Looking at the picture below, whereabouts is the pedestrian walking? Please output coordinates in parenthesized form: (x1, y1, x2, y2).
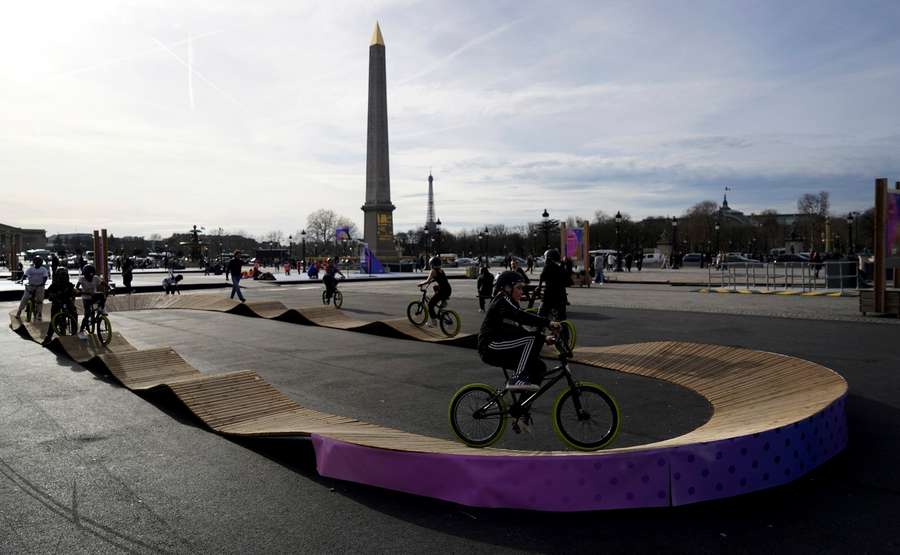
(227, 251, 246, 302)
(593, 254, 604, 285)
(122, 256, 134, 293)
(476, 266, 494, 312)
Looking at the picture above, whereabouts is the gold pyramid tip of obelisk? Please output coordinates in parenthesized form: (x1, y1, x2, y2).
(370, 22, 384, 46)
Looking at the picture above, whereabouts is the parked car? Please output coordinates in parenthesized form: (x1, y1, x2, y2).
(774, 253, 809, 263)
(681, 253, 704, 266)
(725, 254, 760, 263)
(456, 257, 476, 267)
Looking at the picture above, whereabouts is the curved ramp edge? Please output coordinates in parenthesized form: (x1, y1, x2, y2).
(9, 303, 849, 511)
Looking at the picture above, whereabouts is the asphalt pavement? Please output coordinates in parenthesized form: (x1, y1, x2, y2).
(1, 282, 898, 553)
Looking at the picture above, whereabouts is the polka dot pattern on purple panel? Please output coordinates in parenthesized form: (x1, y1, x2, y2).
(669, 396, 847, 506)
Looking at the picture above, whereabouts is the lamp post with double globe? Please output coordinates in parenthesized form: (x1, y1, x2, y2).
(847, 212, 855, 255)
(671, 217, 679, 269)
(300, 229, 306, 269)
(614, 211, 623, 272)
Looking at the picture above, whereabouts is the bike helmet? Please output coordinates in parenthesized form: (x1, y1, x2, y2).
(543, 248, 561, 264)
(495, 270, 526, 293)
(429, 255, 442, 268)
(82, 264, 96, 277)
(33, 256, 43, 266)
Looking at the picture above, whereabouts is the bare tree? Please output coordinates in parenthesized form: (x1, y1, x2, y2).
(261, 230, 285, 245)
(797, 191, 830, 249)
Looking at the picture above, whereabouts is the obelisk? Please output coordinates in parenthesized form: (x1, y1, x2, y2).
(362, 22, 396, 261)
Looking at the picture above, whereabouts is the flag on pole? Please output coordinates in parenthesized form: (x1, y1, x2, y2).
(335, 226, 351, 241)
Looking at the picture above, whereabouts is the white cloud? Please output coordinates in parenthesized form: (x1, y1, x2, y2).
(0, 0, 897, 238)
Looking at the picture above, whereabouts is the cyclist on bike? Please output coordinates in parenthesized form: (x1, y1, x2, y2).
(162, 274, 183, 295)
(15, 256, 49, 321)
(418, 255, 452, 327)
(76, 264, 107, 338)
(43, 268, 77, 344)
(322, 257, 345, 304)
(478, 270, 560, 392)
(535, 248, 567, 320)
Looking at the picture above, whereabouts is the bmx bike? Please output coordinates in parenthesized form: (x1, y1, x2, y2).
(448, 327, 619, 451)
(78, 293, 113, 345)
(50, 295, 79, 337)
(322, 276, 344, 308)
(406, 286, 461, 337)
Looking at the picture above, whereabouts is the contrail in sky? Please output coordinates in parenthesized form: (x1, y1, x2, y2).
(151, 36, 241, 107)
(53, 28, 226, 79)
(188, 33, 195, 110)
(397, 17, 528, 85)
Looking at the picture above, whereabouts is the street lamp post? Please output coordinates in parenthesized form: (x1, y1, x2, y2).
(846, 212, 855, 255)
(614, 211, 623, 272)
(671, 217, 679, 269)
(714, 220, 720, 255)
(435, 218, 442, 255)
(300, 229, 306, 269)
(542, 209, 550, 249)
(288, 235, 293, 261)
(424, 228, 430, 256)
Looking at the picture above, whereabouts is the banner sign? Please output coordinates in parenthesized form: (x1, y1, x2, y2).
(887, 191, 900, 268)
(566, 228, 583, 259)
(359, 243, 385, 274)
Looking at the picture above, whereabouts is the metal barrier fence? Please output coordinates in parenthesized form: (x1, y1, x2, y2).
(707, 261, 858, 293)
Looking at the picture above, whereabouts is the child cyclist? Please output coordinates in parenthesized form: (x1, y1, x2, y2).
(15, 256, 49, 321)
(322, 257, 345, 304)
(478, 270, 561, 393)
(43, 268, 77, 344)
(75, 265, 107, 338)
(418, 255, 452, 327)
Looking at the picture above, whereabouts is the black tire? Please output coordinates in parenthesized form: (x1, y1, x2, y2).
(321, 290, 330, 305)
(558, 320, 577, 353)
(332, 290, 343, 309)
(95, 315, 113, 346)
(552, 383, 620, 451)
(52, 312, 77, 336)
(438, 309, 461, 337)
(448, 384, 508, 448)
(406, 301, 427, 326)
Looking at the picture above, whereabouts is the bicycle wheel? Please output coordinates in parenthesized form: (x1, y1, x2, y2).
(321, 290, 329, 305)
(95, 315, 113, 345)
(558, 320, 577, 353)
(552, 382, 620, 451)
(448, 384, 508, 448)
(332, 290, 343, 309)
(438, 309, 461, 337)
(52, 312, 76, 336)
(406, 301, 427, 326)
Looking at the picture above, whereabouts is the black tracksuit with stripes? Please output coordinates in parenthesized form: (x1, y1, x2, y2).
(477, 295, 551, 384)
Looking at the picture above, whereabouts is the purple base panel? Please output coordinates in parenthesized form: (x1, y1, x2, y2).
(313, 396, 847, 511)
(669, 395, 848, 506)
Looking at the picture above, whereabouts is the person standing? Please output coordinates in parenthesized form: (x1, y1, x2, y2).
(593, 253, 604, 285)
(50, 253, 60, 276)
(476, 265, 494, 312)
(227, 251, 246, 302)
(122, 256, 134, 294)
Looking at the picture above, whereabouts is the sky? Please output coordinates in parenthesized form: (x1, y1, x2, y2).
(2, 0, 899, 238)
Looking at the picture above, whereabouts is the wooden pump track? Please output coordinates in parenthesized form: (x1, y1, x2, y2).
(8, 296, 847, 511)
